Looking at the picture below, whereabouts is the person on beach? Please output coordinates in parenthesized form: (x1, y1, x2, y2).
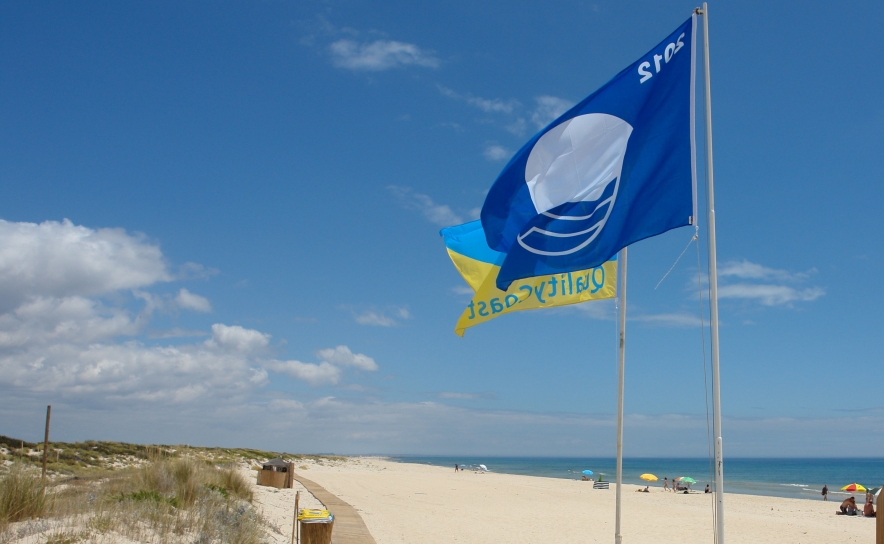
(821, 484, 828, 500)
(837, 497, 858, 515)
(705, 484, 710, 493)
(455, 464, 458, 472)
(863, 496, 876, 517)
(663, 478, 669, 492)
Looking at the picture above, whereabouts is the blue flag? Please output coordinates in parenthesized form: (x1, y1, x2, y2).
(481, 16, 697, 290)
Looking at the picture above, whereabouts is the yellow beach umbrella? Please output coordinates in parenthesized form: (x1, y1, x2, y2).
(640, 473, 658, 481)
(840, 483, 866, 492)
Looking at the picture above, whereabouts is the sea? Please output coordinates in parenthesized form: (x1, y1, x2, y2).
(390, 456, 884, 501)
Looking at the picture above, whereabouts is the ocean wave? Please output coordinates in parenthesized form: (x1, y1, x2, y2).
(779, 483, 808, 487)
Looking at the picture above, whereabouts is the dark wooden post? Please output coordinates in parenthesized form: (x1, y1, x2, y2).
(41, 405, 51, 481)
(292, 490, 300, 544)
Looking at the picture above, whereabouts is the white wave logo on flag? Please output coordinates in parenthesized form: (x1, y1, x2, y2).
(519, 113, 633, 256)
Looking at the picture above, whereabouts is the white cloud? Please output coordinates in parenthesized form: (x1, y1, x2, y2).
(436, 88, 573, 140)
(175, 288, 212, 313)
(719, 260, 811, 282)
(505, 118, 528, 136)
(437, 391, 494, 400)
(0, 295, 139, 348)
(147, 328, 209, 339)
(450, 285, 474, 296)
(330, 39, 439, 71)
(176, 262, 219, 280)
(575, 299, 616, 320)
(3, 390, 882, 457)
(387, 186, 463, 226)
(267, 398, 305, 412)
(316, 345, 378, 371)
(205, 324, 270, 353)
(467, 96, 519, 114)
(576, 301, 704, 328)
(0, 219, 170, 311)
(354, 311, 397, 327)
(351, 306, 411, 327)
(631, 312, 706, 327)
(713, 259, 824, 307)
(0, 333, 269, 405)
(530, 95, 574, 128)
(265, 360, 341, 386)
(718, 284, 825, 306)
(0, 217, 386, 422)
(483, 144, 511, 161)
(437, 86, 520, 115)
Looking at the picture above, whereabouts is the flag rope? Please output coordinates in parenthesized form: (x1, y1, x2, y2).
(654, 228, 698, 290)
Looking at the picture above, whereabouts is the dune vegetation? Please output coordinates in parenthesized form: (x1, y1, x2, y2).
(0, 436, 343, 544)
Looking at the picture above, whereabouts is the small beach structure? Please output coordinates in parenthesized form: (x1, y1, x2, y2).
(256, 457, 294, 489)
(298, 509, 334, 544)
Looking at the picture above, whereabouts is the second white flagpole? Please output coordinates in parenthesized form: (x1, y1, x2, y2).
(614, 247, 627, 544)
(697, 3, 725, 543)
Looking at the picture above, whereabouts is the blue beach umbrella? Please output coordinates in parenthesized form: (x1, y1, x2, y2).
(582, 470, 594, 476)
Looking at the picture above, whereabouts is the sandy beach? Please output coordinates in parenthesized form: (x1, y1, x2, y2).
(289, 457, 875, 544)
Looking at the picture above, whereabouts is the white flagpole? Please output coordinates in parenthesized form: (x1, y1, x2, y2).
(614, 247, 627, 544)
(697, 3, 725, 543)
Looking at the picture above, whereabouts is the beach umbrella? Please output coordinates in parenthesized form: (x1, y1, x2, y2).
(677, 477, 697, 484)
(869, 487, 880, 497)
(582, 470, 594, 476)
(640, 474, 658, 481)
(479, 464, 488, 471)
(840, 483, 866, 492)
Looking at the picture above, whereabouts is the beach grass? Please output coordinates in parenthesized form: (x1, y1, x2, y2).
(0, 435, 347, 542)
(0, 463, 50, 531)
(0, 452, 269, 543)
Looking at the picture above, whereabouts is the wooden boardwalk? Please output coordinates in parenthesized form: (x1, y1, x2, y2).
(293, 473, 377, 544)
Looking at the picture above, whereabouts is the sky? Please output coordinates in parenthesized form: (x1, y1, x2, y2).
(1, 0, 882, 457)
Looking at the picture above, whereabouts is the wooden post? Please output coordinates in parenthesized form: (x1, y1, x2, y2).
(292, 490, 300, 544)
(876, 487, 883, 544)
(41, 405, 51, 481)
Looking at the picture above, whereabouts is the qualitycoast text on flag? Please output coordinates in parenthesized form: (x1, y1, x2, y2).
(441, 220, 616, 336)
(481, 16, 698, 290)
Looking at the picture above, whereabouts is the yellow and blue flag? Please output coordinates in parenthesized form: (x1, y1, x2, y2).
(441, 220, 616, 336)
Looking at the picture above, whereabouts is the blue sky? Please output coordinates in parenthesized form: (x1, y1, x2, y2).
(1, 0, 882, 457)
